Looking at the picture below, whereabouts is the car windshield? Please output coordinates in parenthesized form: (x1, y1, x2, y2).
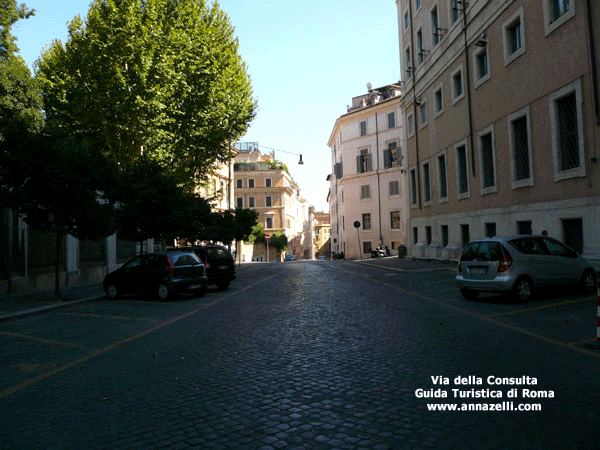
(461, 242, 504, 262)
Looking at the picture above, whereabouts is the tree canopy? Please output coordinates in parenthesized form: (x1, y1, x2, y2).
(35, 0, 256, 185)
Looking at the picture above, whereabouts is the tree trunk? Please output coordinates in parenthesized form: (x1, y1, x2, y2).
(54, 229, 62, 300)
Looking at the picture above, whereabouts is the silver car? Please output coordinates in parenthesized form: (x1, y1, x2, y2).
(455, 235, 597, 302)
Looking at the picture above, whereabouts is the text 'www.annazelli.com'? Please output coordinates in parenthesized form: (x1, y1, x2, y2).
(426, 402, 542, 412)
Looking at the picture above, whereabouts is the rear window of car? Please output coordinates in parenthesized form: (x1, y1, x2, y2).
(461, 242, 504, 261)
(172, 254, 201, 266)
(207, 247, 229, 259)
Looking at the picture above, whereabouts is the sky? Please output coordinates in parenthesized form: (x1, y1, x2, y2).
(13, 0, 401, 212)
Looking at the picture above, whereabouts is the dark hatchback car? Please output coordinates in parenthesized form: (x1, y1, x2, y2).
(181, 245, 236, 290)
(103, 250, 208, 300)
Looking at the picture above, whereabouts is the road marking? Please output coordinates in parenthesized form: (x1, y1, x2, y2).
(0, 273, 280, 400)
(330, 263, 600, 359)
(0, 331, 88, 349)
(58, 312, 158, 322)
(487, 296, 592, 317)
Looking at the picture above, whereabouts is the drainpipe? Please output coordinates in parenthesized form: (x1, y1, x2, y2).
(375, 112, 383, 246)
(407, 0, 422, 210)
(461, 0, 477, 177)
(585, 0, 600, 127)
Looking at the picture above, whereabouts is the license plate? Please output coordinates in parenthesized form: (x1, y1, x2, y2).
(189, 284, 202, 289)
(469, 267, 487, 275)
(218, 265, 229, 270)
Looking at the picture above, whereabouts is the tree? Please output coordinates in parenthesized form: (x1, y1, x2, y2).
(0, 2, 117, 298)
(112, 157, 186, 250)
(35, 0, 257, 185)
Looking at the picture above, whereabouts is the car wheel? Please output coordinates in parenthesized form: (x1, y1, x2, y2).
(157, 283, 171, 300)
(106, 284, 120, 299)
(513, 277, 533, 302)
(580, 270, 597, 293)
(216, 281, 230, 291)
(460, 288, 478, 300)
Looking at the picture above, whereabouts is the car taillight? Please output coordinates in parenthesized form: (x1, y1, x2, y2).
(167, 256, 175, 276)
(202, 259, 210, 270)
(497, 255, 513, 272)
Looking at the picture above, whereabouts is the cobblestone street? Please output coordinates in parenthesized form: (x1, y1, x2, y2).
(1, 260, 599, 449)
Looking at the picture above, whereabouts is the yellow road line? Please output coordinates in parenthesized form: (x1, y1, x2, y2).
(487, 296, 592, 317)
(59, 312, 158, 322)
(0, 273, 280, 400)
(0, 332, 87, 349)
(330, 263, 600, 359)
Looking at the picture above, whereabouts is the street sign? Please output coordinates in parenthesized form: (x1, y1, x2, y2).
(265, 233, 271, 241)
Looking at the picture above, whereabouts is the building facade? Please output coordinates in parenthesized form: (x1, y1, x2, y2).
(312, 211, 331, 259)
(398, 0, 600, 262)
(234, 143, 311, 261)
(328, 84, 408, 259)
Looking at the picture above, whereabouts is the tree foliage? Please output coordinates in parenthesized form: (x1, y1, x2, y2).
(35, 0, 257, 185)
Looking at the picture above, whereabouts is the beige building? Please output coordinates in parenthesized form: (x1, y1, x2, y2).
(398, 0, 600, 263)
(328, 84, 408, 259)
(312, 211, 331, 259)
(194, 158, 233, 212)
(234, 143, 311, 261)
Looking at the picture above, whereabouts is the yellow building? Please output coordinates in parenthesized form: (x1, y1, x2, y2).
(234, 143, 310, 262)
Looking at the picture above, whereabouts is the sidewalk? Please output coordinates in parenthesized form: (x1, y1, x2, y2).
(352, 255, 458, 273)
(0, 284, 105, 323)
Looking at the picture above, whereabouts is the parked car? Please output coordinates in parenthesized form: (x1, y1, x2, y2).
(181, 245, 236, 290)
(103, 250, 208, 300)
(455, 235, 597, 302)
(285, 254, 295, 261)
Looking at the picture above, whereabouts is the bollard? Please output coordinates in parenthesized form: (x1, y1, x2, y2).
(586, 282, 600, 349)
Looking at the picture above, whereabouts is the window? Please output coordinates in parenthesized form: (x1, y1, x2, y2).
(360, 184, 371, 199)
(503, 8, 526, 65)
(388, 112, 396, 129)
(406, 47, 412, 79)
(550, 80, 585, 180)
(236, 179, 243, 188)
(419, 101, 428, 127)
(391, 211, 401, 229)
(517, 220, 532, 235)
(508, 107, 533, 188)
(417, 29, 424, 65)
(474, 47, 490, 87)
(438, 153, 448, 200)
(357, 149, 372, 173)
(410, 168, 418, 206)
(363, 242, 372, 254)
(236, 197, 243, 208)
(266, 217, 273, 229)
(562, 218, 583, 254)
(452, 66, 464, 103)
(441, 225, 449, 247)
(485, 223, 497, 238)
(407, 113, 415, 136)
(389, 180, 400, 196)
(479, 127, 496, 193)
(449, 0, 459, 26)
(413, 227, 419, 245)
(426, 226, 432, 245)
(415, 0, 421, 11)
(543, 0, 575, 35)
(404, 11, 410, 30)
(248, 197, 255, 208)
(384, 141, 400, 168)
(265, 196, 272, 207)
(362, 213, 372, 230)
(360, 121, 367, 136)
(265, 178, 272, 187)
(431, 5, 440, 46)
(456, 143, 469, 198)
(461, 224, 470, 248)
(423, 162, 431, 203)
(434, 85, 444, 116)
(248, 179, 255, 188)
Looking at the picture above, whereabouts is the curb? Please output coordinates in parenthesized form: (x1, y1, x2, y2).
(351, 257, 456, 273)
(0, 295, 103, 323)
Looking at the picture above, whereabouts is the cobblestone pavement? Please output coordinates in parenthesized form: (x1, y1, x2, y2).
(1, 260, 599, 449)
